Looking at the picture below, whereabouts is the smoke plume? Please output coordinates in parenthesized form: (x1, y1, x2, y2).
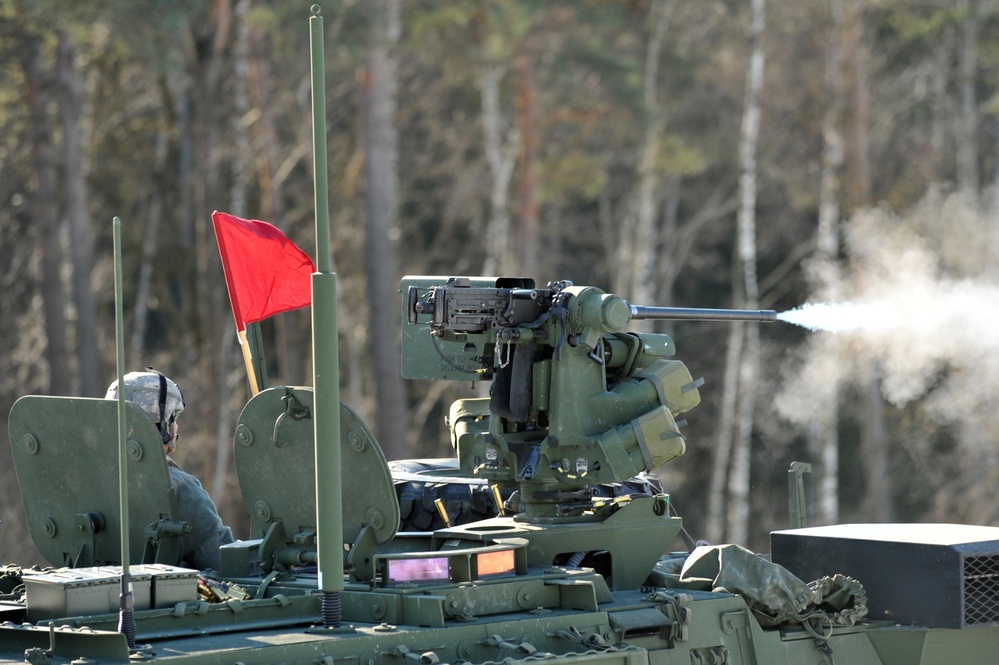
(774, 190, 999, 450)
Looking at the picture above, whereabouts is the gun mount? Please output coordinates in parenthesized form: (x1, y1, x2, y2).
(402, 277, 774, 522)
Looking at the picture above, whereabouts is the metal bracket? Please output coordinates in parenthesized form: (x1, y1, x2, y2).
(509, 443, 541, 480)
(142, 487, 191, 566)
(71, 511, 104, 568)
(272, 390, 312, 447)
(347, 525, 378, 583)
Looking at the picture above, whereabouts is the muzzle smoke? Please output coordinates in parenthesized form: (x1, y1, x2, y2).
(773, 191, 999, 446)
(777, 301, 895, 333)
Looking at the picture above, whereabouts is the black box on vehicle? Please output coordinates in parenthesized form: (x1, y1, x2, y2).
(771, 523, 999, 629)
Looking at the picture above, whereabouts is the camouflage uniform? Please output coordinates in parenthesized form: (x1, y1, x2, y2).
(167, 459, 234, 571)
(107, 370, 234, 571)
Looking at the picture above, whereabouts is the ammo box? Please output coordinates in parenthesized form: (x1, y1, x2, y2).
(24, 564, 199, 621)
(24, 568, 120, 621)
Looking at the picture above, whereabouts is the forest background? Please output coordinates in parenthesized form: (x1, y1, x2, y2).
(2, 0, 999, 564)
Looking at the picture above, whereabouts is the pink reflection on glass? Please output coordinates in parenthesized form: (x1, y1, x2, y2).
(387, 557, 450, 582)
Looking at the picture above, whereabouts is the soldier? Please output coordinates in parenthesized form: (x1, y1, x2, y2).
(105, 369, 234, 571)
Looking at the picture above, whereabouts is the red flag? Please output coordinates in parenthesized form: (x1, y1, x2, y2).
(212, 211, 315, 331)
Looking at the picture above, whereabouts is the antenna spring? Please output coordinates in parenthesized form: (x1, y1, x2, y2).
(321, 591, 342, 628)
(118, 607, 137, 649)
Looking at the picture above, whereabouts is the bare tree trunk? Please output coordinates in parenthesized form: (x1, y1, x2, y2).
(56, 32, 100, 397)
(23, 31, 70, 395)
(930, 27, 950, 186)
(727, 0, 766, 547)
(811, 0, 847, 525)
(811, 338, 840, 525)
(630, 0, 674, 320)
(176, 0, 233, 494)
(479, 65, 519, 276)
(957, 0, 978, 195)
(175, 72, 195, 297)
(844, 0, 892, 521)
(654, 173, 681, 304)
(209, 0, 253, 500)
(845, 0, 870, 210)
(994, 116, 999, 211)
(247, 13, 307, 387)
(188, 0, 233, 377)
(363, 0, 409, 460)
(129, 112, 168, 366)
(514, 48, 540, 277)
(612, 207, 635, 298)
(818, 0, 845, 294)
(707, 314, 743, 544)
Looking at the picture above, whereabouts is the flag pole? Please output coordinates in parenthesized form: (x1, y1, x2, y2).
(237, 329, 260, 396)
(309, 4, 344, 629)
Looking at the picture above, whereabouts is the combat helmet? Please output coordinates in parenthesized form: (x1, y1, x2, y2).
(105, 368, 186, 446)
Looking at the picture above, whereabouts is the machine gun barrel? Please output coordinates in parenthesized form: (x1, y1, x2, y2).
(629, 305, 777, 323)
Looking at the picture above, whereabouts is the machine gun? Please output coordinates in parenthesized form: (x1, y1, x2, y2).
(402, 276, 775, 521)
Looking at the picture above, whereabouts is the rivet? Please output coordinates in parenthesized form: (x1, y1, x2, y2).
(127, 439, 144, 461)
(348, 430, 366, 452)
(236, 424, 254, 446)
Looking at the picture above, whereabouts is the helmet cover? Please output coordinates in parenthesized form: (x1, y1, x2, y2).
(105, 370, 185, 429)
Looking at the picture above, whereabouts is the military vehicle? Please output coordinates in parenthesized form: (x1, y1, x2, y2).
(4, 6, 999, 664)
